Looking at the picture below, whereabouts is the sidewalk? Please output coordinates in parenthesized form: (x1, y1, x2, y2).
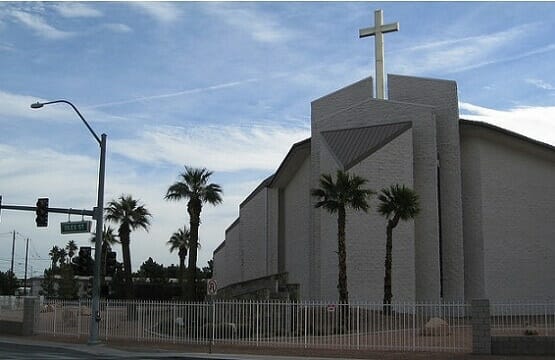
(1, 335, 554, 360)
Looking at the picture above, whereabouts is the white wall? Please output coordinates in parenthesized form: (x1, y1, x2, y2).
(239, 189, 269, 282)
(462, 126, 555, 301)
(311, 78, 440, 301)
(282, 157, 311, 299)
(224, 222, 243, 285)
(317, 130, 416, 302)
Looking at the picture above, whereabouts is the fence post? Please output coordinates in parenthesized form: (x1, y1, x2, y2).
(22, 297, 38, 336)
(471, 299, 491, 354)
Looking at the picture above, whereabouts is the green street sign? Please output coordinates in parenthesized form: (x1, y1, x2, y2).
(60, 221, 92, 234)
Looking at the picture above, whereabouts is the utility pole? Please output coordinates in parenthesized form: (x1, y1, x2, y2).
(24, 238, 29, 296)
(10, 230, 15, 274)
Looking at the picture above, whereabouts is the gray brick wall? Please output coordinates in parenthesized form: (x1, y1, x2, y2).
(317, 130, 415, 302)
(282, 157, 311, 299)
(462, 125, 555, 302)
(389, 74, 465, 301)
(311, 80, 441, 301)
(240, 189, 269, 282)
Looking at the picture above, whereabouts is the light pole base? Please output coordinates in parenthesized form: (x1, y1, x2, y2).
(87, 339, 102, 346)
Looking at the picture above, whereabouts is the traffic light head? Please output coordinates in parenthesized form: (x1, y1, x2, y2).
(35, 198, 49, 227)
(106, 251, 117, 276)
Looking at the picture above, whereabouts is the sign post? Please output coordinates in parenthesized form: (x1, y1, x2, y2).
(207, 279, 217, 353)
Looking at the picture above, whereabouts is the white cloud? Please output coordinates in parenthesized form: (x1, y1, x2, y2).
(111, 124, 310, 172)
(129, 2, 182, 24)
(11, 10, 73, 40)
(202, 4, 295, 43)
(390, 23, 547, 75)
(87, 78, 258, 109)
(0, 89, 130, 125)
(0, 142, 271, 276)
(460, 102, 555, 146)
(526, 79, 555, 91)
(101, 23, 133, 34)
(52, 3, 102, 18)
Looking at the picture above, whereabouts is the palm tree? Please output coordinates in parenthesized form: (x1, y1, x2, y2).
(66, 240, 78, 263)
(167, 226, 192, 299)
(311, 170, 374, 304)
(377, 184, 420, 309)
(58, 248, 68, 265)
(165, 166, 223, 300)
(48, 246, 61, 270)
(105, 195, 151, 299)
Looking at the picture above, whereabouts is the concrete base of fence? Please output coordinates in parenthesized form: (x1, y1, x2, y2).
(471, 299, 491, 354)
(0, 297, 39, 336)
(492, 336, 555, 355)
(0, 320, 24, 335)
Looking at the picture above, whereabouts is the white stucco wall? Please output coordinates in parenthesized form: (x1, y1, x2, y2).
(462, 125, 555, 301)
(317, 130, 416, 302)
(389, 75, 465, 301)
(213, 244, 228, 288)
(224, 221, 243, 284)
(282, 157, 311, 299)
(239, 189, 269, 282)
(311, 79, 440, 301)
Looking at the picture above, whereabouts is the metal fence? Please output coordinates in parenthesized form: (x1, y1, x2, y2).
(491, 303, 555, 337)
(35, 299, 471, 352)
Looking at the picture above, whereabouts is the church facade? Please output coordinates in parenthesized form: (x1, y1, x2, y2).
(213, 74, 555, 303)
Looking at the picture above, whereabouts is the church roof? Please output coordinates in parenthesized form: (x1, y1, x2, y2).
(321, 121, 412, 170)
(239, 175, 274, 208)
(213, 241, 225, 254)
(269, 138, 311, 188)
(460, 119, 555, 153)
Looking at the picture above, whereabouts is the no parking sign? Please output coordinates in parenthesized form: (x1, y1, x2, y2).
(207, 279, 217, 296)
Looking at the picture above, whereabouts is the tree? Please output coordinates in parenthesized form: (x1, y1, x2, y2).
(165, 166, 223, 301)
(377, 184, 420, 309)
(167, 226, 191, 299)
(105, 194, 151, 299)
(58, 248, 68, 266)
(48, 245, 61, 270)
(58, 263, 78, 299)
(311, 170, 374, 304)
(65, 240, 78, 263)
(0, 271, 18, 295)
(136, 257, 167, 285)
(40, 268, 57, 298)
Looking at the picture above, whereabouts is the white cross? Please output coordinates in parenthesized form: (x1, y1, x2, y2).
(359, 9, 399, 99)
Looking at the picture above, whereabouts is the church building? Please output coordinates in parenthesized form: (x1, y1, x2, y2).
(213, 12, 555, 304)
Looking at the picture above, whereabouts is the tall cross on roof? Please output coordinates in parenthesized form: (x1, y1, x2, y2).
(359, 9, 399, 100)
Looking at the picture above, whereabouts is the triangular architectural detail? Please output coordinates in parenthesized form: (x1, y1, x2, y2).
(321, 121, 411, 170)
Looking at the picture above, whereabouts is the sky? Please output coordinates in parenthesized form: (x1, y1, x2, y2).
(0, 1, 554, 280)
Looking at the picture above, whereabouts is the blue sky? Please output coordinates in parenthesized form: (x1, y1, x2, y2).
(1, 2, 554, 279)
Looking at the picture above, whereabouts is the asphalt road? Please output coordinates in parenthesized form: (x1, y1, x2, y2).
(0, 341, 232, 360)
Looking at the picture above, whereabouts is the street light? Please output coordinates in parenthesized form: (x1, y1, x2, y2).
(31, 100, 106, 345)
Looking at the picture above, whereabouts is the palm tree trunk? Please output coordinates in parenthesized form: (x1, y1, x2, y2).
(179, 254, 186, 299)
(383, 221, 393, 313)
(120, 227, 133, 299)
(337, 206, 348, 304)
(383, 216, 399, 314)
(187, 200, 201, 301)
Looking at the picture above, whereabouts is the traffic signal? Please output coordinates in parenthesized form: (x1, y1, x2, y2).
(106, 251, 117, 276)
(35, 198, 49, 227)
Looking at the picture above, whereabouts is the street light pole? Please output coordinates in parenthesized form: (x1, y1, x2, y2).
(30, 100, 106, 345)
